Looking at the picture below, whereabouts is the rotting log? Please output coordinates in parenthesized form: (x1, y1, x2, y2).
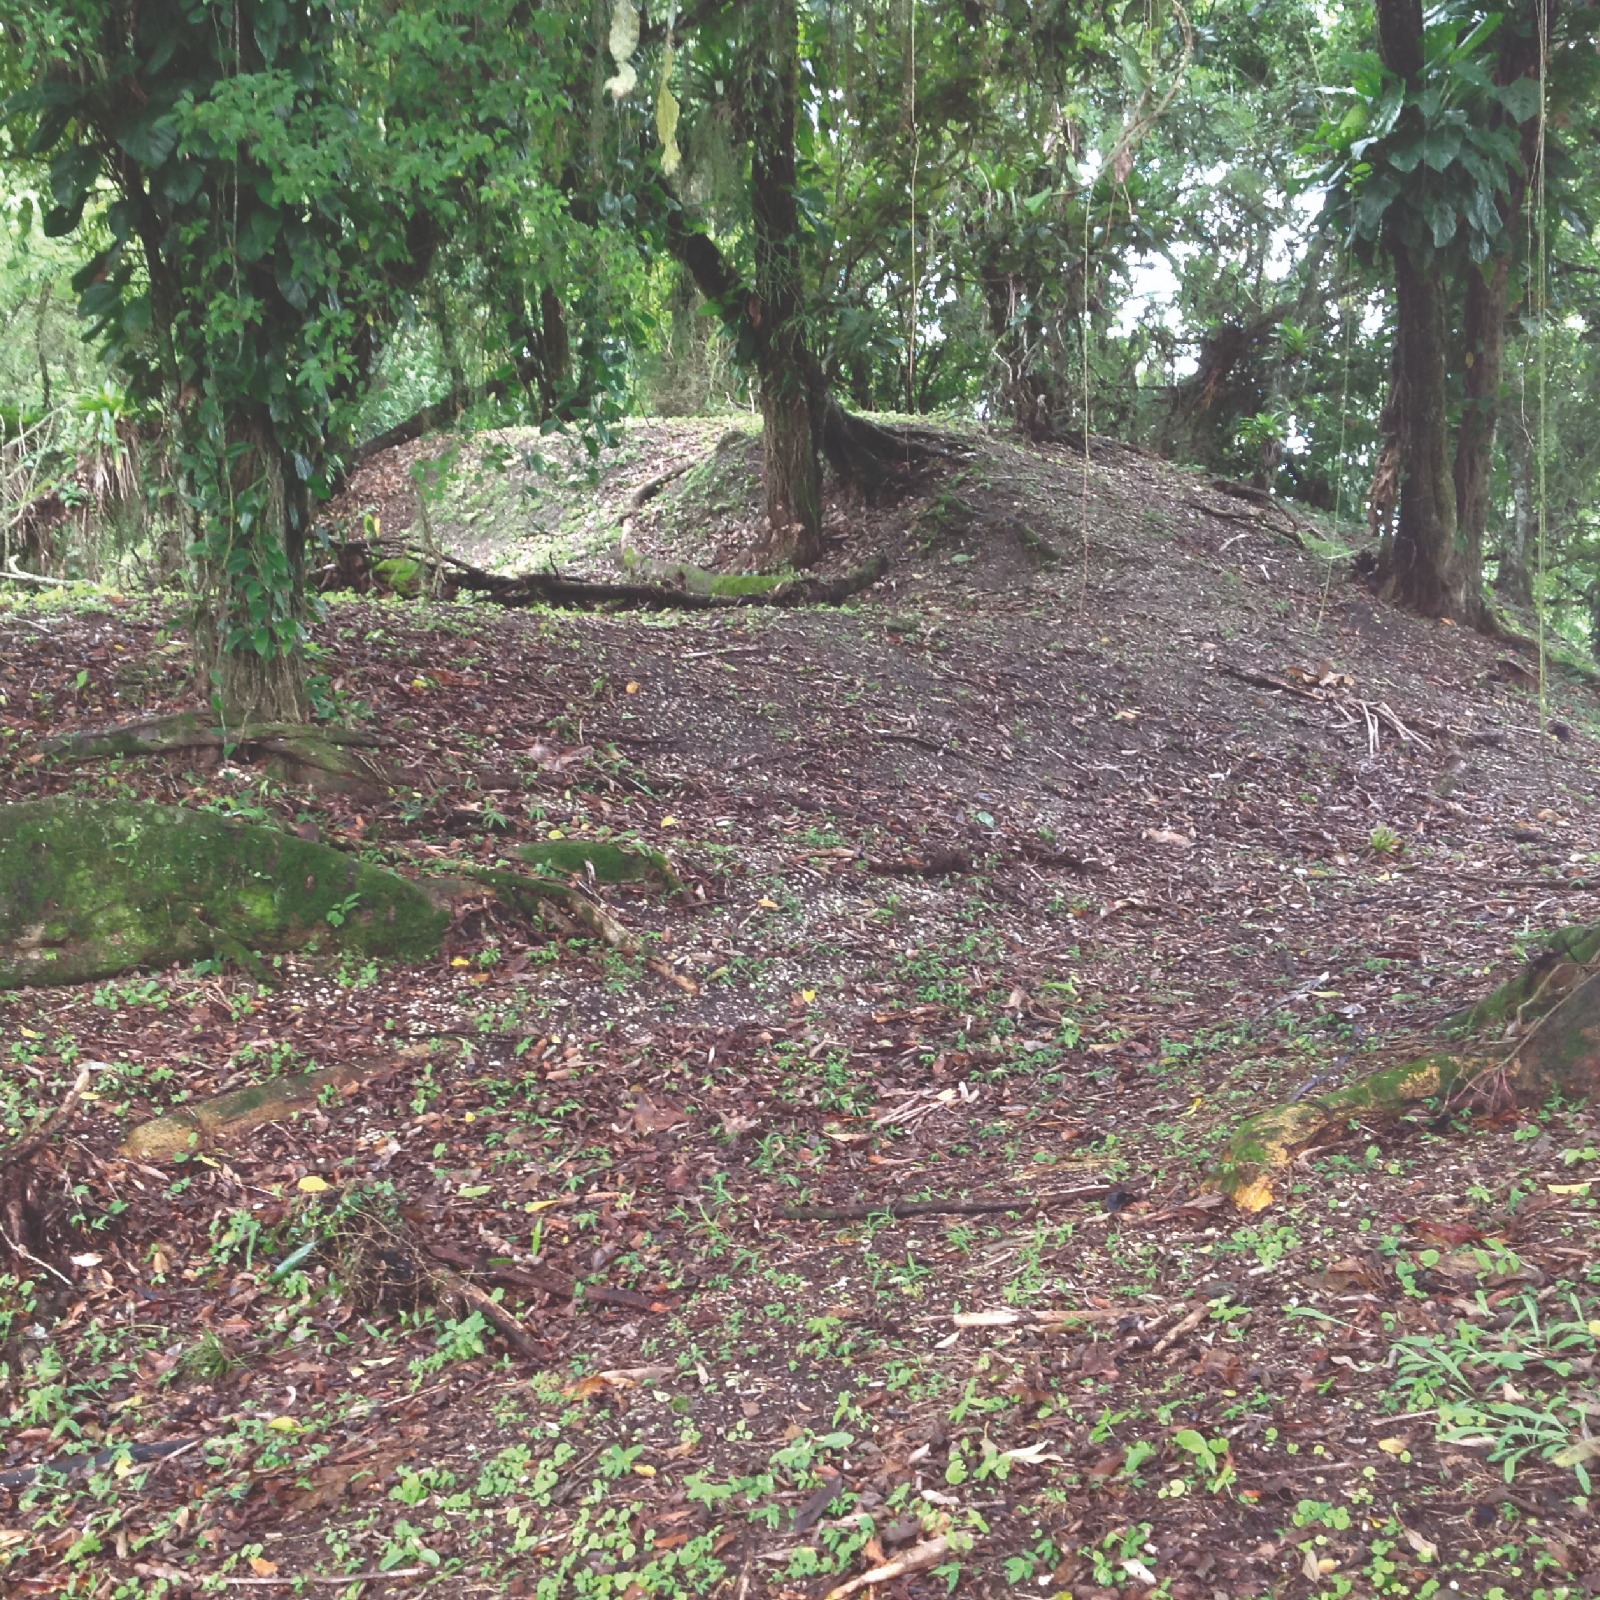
(0, 799, 450, 989)
(317, 540, 890, 611)
(122, 1047, 428, 1161)
(1211, 932, 1600, 1211)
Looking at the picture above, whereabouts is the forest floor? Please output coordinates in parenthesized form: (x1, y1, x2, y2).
(3, 420, 1600, 1600)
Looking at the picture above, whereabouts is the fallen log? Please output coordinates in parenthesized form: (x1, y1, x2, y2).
(121, 1048, 429, 1161)
(318, 540, 890, 611)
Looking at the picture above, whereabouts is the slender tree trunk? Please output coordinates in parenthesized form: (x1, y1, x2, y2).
(1496, 411, 1536, 608)
(1452, 2, 1550, 629)
(747, 0, 823, 567)
(1373, 0, 1462, 617)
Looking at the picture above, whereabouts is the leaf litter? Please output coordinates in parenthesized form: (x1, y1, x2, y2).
(2, 422, 1599, 1595)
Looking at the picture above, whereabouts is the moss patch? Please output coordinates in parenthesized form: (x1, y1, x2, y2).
(0, 799, 450, 989)
(514, 838, 680, 891)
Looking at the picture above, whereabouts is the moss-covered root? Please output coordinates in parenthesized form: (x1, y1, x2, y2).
(37, 714, 396, 798)
(1212, 941, 1600, 1210)
(0, 798, 449, 989)
(123, 1046, 428, 1161)
(515, 838, 683, 893)
(1208, 1055, 1471, 1212)
(452, 865, 635, 950)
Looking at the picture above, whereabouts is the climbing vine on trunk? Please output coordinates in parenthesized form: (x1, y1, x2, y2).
(0, 0, 572, 719)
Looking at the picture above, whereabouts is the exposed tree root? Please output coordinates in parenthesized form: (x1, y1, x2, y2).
(0, 799, 451, 990)
(1210, 931, 1600, 1210)
(38, 712, 397, 796)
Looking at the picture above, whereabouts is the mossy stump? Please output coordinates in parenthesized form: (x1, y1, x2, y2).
(1211, 929, 1600, 1210)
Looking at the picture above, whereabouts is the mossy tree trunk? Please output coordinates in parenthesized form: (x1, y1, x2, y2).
(192, 417, 312, 726)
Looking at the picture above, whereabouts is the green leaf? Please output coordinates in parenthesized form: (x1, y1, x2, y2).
(1420, 125, 1462, 173)
(1425, 198, 1459, 249)
(1352, 173, 1399, 238)
(1465, 185, 1501, 240)
(238, 205, 281, 263)
(121, 294, 153, 341)
(43, 196, 87, 238)
(1368, 80, 1405, 139)
(161, 162, 205, 205)
(1387, 138, 1424, 174)
(49, 145, 99, 209)
(116, 113, 179, 167)
(1495, 78, 1541, 123)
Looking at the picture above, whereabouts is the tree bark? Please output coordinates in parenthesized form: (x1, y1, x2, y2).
(193, 419, 311, 726)
(1495, 408, 1536, 609)
(746, 0, 824, 567)
(1452, 256, 1506, 618)
(1453, 3, 1550, 629)
(1373, 0, 1462, 617)
(1380, 236, 1462, 615)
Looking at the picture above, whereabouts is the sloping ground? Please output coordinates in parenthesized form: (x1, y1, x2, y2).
(3, 424, 1600, 1599)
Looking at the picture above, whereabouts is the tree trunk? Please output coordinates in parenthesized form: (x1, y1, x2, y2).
(1453, 256, 1507, 621)
(1379, 236, 1462, 615)
(1495, 409, 1536, 608)
(1371, 0, 1465, 616)
(1453, 3, 1549, 629)
(193, 419, 311, 726)
(747, 0, 823, 567)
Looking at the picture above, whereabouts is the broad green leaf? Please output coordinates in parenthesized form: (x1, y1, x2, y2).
(116, 112, 178, 167)
(1425, 197, 1459, 249)
(1387, 138, 1424, 174)
(1496, 78, 1541, 123)
(1420, 125, 1462, 173)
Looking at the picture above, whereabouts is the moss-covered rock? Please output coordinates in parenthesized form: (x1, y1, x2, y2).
(0, 799, 449, 989)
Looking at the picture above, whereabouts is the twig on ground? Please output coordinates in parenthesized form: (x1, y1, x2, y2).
(782, 1186, 1110, 1221)
(0, 1063, 97, 1169)
(821, 1537, 950, 1600)
(210, 1568, 428, 1588)
(1149, 1301, 1210, 1358)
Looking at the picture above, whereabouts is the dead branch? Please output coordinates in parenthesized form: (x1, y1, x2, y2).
(0, 1064, 96, 1170)
(0, 1435, 203, 1490)
(436, 548, 890, 611)
(781, 1187, 1110, 1221)
(429, 1263, 541, 1359)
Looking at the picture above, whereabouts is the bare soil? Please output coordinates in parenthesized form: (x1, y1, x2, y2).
(3, 422, 1599, 1599)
